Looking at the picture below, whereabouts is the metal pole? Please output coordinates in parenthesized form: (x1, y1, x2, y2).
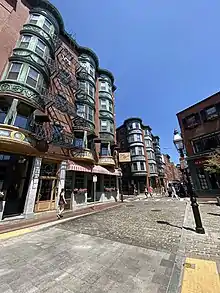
(119, 163, 123, 203)
(94, 181, 96, 206)
(180, 151, 205, 234)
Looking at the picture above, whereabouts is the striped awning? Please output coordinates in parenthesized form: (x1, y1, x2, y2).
(92, 165, 121, 176)
(67, 161, 92, 173)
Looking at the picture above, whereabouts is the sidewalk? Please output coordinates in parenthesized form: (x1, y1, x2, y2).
(0, 201, 120, 235)
(169, 201, 220, 293)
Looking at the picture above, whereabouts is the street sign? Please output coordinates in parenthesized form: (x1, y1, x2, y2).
(119, 152, 131, 163)
(93, 175, 97, 183)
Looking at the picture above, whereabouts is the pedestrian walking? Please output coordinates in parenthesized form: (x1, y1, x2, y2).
(148, 185, 153, 197)
(167, 183, 173, 197)
(144, 185, 148, 197)
(172, 185, 180, 200)
(57, 188, 67, 219)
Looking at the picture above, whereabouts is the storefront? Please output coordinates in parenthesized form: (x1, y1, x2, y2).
(66, 161, 120, 207)
(188, 157, 220, 197)
(0, 152, 33, 219)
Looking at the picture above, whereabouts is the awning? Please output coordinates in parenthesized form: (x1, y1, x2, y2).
(92, 165, 121, 176)
(67, 161, 92, 173)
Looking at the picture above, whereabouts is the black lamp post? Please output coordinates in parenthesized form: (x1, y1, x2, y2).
(173, 129, 205, 234)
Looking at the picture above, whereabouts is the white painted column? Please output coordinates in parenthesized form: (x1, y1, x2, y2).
(57, 161, 67, 207)
(23, 157, 42, 219)
(116, 176, 120, 201)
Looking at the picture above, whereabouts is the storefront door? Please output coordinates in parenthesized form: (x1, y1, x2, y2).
(35, 178, 58, 212)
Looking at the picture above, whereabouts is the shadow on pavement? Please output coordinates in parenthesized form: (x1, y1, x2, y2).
(157, 220, 195, 232)
(207, 212, 220, 217)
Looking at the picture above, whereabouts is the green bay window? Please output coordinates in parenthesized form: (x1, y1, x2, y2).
(26, 67, 40, 88)
(100, 120, 114, 133)
(7, 62, 22, 80)
(43, 18, 52, 34)
(35, 39, 46, 57)
(29, 14, 40, 25)
(76, 104, 94, 123)
(20, 35, 32, 49)
(28, 14, 56, 38)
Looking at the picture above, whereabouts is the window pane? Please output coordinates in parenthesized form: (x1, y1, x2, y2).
(74, 138, 83, 148)
(26, 67, 39, 88)
(206, 106, 217, 116)
(35, 39, 46, 57)
(30, 14, 40, 24)
(7, 63, 22, 80)
(20, 35, 31, 48)
(14, 115, 28, 129)
(101, 146, 108, 156)
(140, 162, 145, 170)
(133, 163, 137, 171)
(43, 18, 52, 33)
(110, 122, 114, 133)
(0, 110, 7, 123)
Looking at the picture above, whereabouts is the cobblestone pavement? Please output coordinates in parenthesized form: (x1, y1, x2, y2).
(0, 199, 187, 293)
(182, 202, 220, 269)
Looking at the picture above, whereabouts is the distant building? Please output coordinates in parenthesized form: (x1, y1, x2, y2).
(116, 118, 165, 193)
(163, 154, 181, 187)
(177, 91, 220, 197)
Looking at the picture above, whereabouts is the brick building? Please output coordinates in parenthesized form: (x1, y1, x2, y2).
(162, 154, 180, 187)
(0, 0, 120, 220)
(177, 92, 220, 197)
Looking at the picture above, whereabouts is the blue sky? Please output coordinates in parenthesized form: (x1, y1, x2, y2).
(51, 0, 220, 162)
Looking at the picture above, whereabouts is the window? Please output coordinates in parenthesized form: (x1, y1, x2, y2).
(0, 107, 7, 123)
(101, 120, 107, 131)
(140, 162, 145, 171)
(43, 18, 52, 34)
(193, 133, 220, 154)
(35, 39, 46, 57)
(101, 144, 109, 156)
(20, 35, 31, 49)
(197, 168, 208, 190)
(205, 106, 218, 119)
(138, 147, 143, 155)
(89, 64, 95, 77)
(100, 99, 107, 110)
(109, 101, 113, 112)
(129, 134, 134, 142)
(74, 137, 83, 148)
(135, 123, 140, 129)
(14, 114, 28, 129)
(7, 63, 22, 80)
(26, 67, 39, 88)
(184, 114, 199, 128)
(0, 155, 10, 161)
(76, 104, 85, 118)
(131, 148, 136, 155)
(100, 81, 106, 91)
(107, 83, 112, 93)
(79, 81, 86, 91)
(88, 84, 94, 97)
(29, 14, 40, 25)
(110, 121, 114, 133)
(75, 173, 84, 189)
(88, 107, 93, 121)
(136, 134, 142, 141)
(128, 123, 133, 130)
(133, 163, 137, 171)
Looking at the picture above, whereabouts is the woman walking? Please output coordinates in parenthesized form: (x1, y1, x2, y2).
(57, 188, 67, 219)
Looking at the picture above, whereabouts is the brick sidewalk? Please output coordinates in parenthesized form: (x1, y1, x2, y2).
(0, 202, 120, 235)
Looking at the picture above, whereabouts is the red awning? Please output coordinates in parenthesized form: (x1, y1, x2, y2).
(92, 165, 120, 176)
(67, 161, 92, 173)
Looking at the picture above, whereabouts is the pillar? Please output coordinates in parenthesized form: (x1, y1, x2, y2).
(57, 161, 67, 206)
(116, 176, 120, 201)
(100, 174, 105, 202)
(84, 173, 88, 204)
(23, 157, 42, 219)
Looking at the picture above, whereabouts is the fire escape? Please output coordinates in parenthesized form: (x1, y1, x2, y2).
(30, 38, 96, 155)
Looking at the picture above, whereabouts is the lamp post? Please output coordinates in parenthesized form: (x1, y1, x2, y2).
(173, 129, 205, 234)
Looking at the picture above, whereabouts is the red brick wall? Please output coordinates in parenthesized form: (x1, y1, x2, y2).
(163, 155, 180, 183)
(177, 92, 220, 156)
(0, 0, 29, 77)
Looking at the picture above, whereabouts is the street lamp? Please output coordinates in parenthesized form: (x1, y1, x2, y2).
(173, 129, 205, 234)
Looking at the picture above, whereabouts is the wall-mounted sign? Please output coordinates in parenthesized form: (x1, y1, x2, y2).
(119, 152, 131, 163)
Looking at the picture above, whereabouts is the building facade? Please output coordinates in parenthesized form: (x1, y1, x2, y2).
(0, 0, 120, 221)
(162, 154, 181, 187)
(177, 92, 220, 197)
(116, 118, 165, 193)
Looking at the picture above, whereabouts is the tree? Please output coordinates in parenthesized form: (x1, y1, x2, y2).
(204, 149, 220, 174)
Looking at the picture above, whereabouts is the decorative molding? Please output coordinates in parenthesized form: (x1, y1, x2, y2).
(99, 132, 114, 141)
(71, 149, 94, 162)
(98, 156, 115, 167)
(0, 81, 44, 108)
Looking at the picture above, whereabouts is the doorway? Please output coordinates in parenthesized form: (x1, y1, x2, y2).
(35, 178, 58, 212)
(1, 154, 33, 218)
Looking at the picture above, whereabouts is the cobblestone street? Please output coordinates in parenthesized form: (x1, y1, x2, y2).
(0, 199, 187, 293)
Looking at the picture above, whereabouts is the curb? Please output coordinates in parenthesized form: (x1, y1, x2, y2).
(0, 203, 122, 241)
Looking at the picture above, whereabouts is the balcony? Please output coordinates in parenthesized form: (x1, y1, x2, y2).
(0, 124, 37, 154)
(98, 156, 115, 167)
(72, 148, 94, 163)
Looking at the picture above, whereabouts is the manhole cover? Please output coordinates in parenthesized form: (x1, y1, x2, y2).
(126, 204, 135, 207)
(151, 209, 161, 212)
